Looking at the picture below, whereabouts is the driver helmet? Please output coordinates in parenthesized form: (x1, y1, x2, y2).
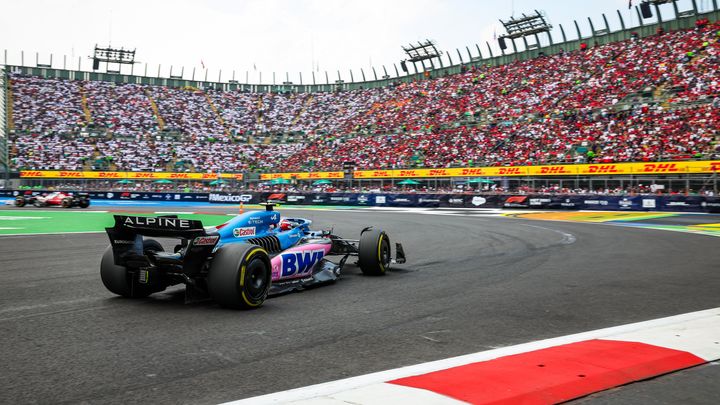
(279, 218, 300, 231)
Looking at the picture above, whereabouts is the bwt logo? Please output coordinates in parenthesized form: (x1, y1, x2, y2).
(498, 168, 522, 175)
(540, 166, 572, 174)
(281, 249, 325, 277)
(59, 171, 82, 178)
(642, 163, 678, 173)
(587, 165, 619, 173)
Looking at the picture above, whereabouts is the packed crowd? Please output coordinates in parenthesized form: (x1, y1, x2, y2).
(8, 20, 720, 172)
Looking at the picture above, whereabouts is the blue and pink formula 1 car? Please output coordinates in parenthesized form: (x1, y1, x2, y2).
(101, 204, 405, 309)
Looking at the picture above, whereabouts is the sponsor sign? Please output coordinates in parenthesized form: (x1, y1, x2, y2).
(267, 193, 287, 202)
(122, 216, 193, 229)
(529, 198, 551, 206)
(260, 171, 343, 180)
(193, 236, 219, 246)
(471, 196, 487, 206)
(279, 249, 325, 277)
(233, 227, 256, 237)
(209, 193, 253, 203)
(20, 171, 243, 180)
(352, 161, 720, 178)
(503, 196, 529, 208)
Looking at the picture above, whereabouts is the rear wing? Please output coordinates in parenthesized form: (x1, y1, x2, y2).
(107, 215, 207, 238)
(105, 215, 215, 268)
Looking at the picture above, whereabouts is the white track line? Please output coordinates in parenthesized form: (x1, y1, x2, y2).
(223, 307, 720, 405)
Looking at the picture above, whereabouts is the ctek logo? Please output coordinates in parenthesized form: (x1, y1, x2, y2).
(587, 165, 618, 173)
(498, 168, 522, 175)
(59, 171, 82, 178)
(233, 227, 256, 237)
(642, 163, 678, 173)
(540, 166, 573, 174)
(280, 249, 325, 277)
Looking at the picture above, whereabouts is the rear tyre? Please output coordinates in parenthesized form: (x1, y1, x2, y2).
(61, 197, 72, 208)
(207, 244, 271, 309)
(78, 199, 90, 208)
(358, 228, 391, 276)
(100, 239, 166, 298)
(14, 197, 25, 207)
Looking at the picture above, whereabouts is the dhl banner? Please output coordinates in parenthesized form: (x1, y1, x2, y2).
(19, 162, 720, 181)
(353, 161, 720, 178)
(20, 171, 243, 180)
(259, 171, 344, 180)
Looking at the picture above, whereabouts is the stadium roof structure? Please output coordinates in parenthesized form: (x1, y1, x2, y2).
(500, 10, 552, 40)
(402, 40, 443, 63)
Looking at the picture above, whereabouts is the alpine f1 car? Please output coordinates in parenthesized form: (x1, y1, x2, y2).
(101, 204, 406, 309)
(15, 191, 90, 208)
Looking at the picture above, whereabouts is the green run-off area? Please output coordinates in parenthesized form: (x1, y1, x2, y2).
(0, 210, 230, 235)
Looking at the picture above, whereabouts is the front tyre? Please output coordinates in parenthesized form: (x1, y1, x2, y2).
(14, 197, 25, 207)
(207, 244, 271, 309)
(100, 239, 166, 298)
(358, 228, 391, 276)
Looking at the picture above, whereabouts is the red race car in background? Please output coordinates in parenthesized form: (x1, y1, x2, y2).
(15, 191, 91, 208)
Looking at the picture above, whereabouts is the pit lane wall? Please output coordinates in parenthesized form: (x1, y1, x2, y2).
(3, 190, 720, 213)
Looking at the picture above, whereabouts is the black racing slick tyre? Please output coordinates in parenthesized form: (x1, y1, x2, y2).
(61, 197, 72, 208)
(14, 197, 25, 207)
(78, 200, 90, 208)
(358, 228, 391, 276)
(100, 239, 166, 298)
(207, 244, 271, 309)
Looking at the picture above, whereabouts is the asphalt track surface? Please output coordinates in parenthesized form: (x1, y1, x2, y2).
(1, 206, 719, 404)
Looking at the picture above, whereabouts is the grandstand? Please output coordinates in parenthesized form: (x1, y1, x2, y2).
(1, 2, 719, 194)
